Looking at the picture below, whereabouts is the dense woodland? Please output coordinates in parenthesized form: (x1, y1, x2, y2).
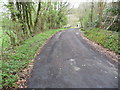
(70, 1, 120, 31)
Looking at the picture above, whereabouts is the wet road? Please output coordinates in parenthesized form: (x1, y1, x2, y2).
(27, 28, 118, 88)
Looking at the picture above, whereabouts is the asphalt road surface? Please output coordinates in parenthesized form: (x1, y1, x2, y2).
(27, 28, 118, 88)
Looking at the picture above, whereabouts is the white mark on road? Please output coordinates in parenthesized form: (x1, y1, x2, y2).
(76, 32, 79, 35)
(69, 59, 75, 62)
(115, 77, 117, 79)
(73, 66, 80, 71)
(69, 59, 76, 65)
(82, 64, 86, 67)
(68, 59, 80, 72)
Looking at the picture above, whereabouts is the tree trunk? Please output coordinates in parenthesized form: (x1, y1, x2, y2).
(90, 0, 94, 24)
(34, 2, 41, 30)
(97, 1, 106, 28)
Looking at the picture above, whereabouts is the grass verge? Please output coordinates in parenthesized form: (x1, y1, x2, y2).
(82, 28, 119, 53)
(1, 28, 64, 89)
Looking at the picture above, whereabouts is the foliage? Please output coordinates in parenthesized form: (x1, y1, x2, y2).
(78, 2, 119, 31)
(1, 29, 64, 88)
(84, 28, 119, 53)
(104, 2, 120, 31)
(1, 1, 68, 48)
(82, 9, 91, 27)
(106, 3, 120, 15)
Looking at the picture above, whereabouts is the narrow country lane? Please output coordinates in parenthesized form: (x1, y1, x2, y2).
(27, 28, 118, 88)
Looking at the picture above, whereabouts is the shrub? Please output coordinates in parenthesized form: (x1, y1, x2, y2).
(84, 28, 119, 53)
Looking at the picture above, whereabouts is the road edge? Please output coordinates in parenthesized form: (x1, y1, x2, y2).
(80, 30, 119, 64)
(16, 30, 63, 88)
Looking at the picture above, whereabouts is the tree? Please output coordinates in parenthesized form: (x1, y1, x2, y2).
(90, 0, 94, 25)
(97, 0, 106, 28)
(2, 0, 69, 47)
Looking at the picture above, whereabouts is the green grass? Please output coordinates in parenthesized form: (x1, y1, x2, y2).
(0, 28, 11, 51)
(82, 28, 119, 53)
(0, 27, 2, 49)
(2, 28, 64, 88)
(0, 63, 1, 88)
(0, 27, 2, 89)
